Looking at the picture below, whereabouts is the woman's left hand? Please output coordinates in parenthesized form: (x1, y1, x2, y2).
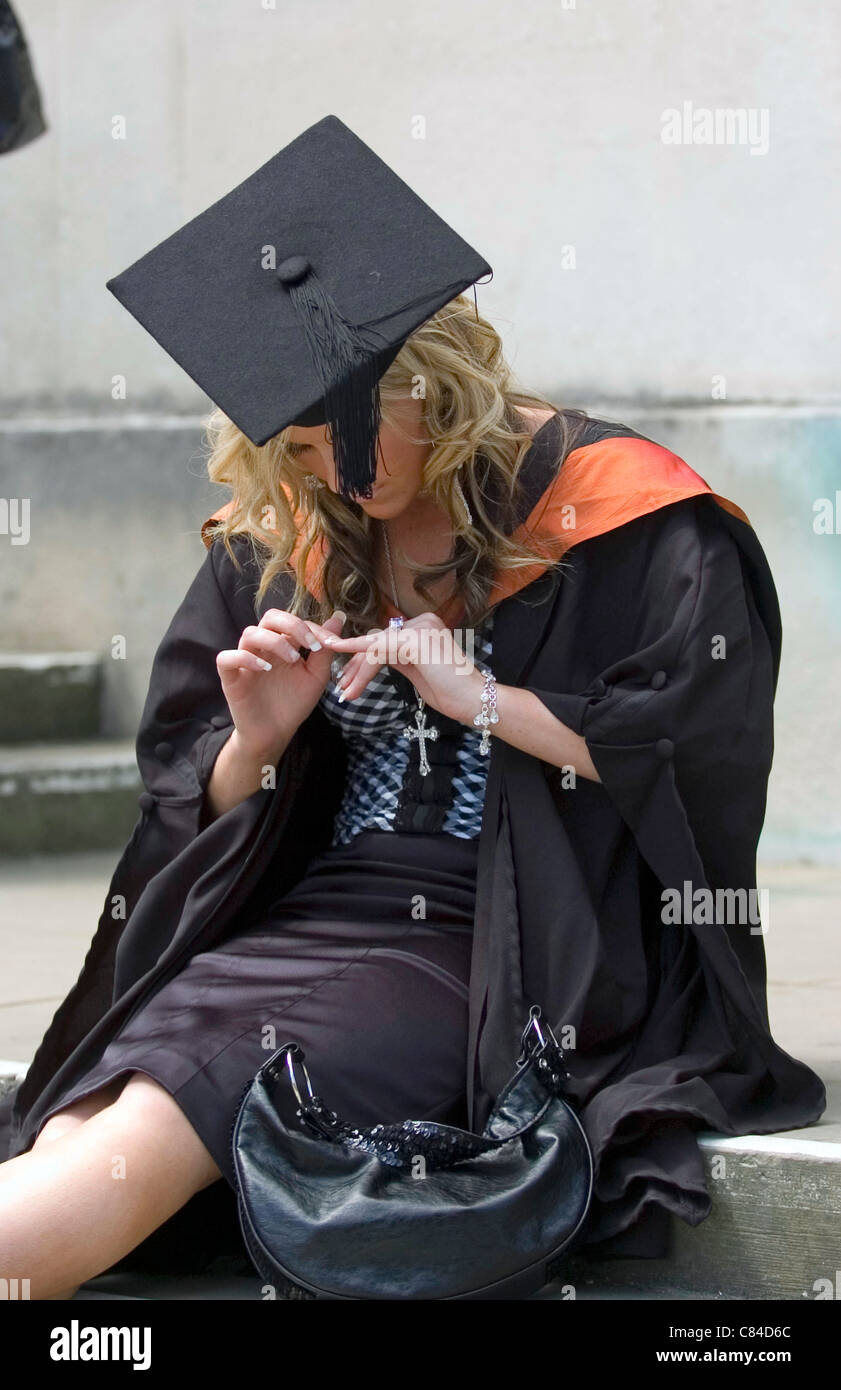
(304, 612, 485, 725)
(302, 610, 602, 782)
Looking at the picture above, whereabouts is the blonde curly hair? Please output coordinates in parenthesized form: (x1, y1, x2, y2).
(203, 293, 587, 634)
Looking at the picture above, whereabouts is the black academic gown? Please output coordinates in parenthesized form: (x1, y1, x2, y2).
(0, 414, 826, 1265)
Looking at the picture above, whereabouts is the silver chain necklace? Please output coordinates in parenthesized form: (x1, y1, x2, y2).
(381, 521, 439, 777)
(380, 520, 402, 614)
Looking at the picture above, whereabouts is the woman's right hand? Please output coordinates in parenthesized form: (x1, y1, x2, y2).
(215, 607, 346, 761)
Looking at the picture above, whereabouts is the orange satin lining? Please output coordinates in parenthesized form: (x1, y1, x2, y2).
(200, 435, 751, 630)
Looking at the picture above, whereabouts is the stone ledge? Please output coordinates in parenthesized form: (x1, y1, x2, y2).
(0, 740, 141, 854)
(0, 653, 102, 743)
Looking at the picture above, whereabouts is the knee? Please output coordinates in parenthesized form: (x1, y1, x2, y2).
(31, 1078, 128, 1149)
(32, 1111, 93, 1149)
(114, 1071, 178, 1117)
(114, 1073, 223, 1191)
(31, 1116, 71, 1149)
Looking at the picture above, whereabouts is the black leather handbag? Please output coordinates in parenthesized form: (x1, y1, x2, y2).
(231, 1004, 594, 1300)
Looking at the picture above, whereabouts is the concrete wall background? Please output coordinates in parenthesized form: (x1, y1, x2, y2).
(1, 0, 839, 860)
(2, 0, 839, 409)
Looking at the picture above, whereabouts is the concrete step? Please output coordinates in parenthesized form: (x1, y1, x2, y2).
(0, 740, 141, 854)
(68, 1272, 717, 1300)
(0, 653, 103, 743)
(566, 1113, 841, 1300)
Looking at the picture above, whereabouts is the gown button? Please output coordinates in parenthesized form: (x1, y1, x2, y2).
(650, 670, 667, 690)
(655, 738, 674, 760)
(154, 740, 173, 761)
(592, 677, 607, 696)
(138, 791, 156, 811)
(210, 714, 230, 728)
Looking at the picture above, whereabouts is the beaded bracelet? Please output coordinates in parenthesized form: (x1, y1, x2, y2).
(473, 669, 499, 754)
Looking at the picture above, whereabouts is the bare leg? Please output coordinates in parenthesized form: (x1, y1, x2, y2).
(0, 1072, 223, 1300)
(20, 1076, 136, 1298)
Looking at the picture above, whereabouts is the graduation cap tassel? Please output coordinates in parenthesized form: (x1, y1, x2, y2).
(276, 255, 381, 498)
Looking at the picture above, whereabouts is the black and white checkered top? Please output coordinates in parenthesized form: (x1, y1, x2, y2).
(318, 611, 496, 846)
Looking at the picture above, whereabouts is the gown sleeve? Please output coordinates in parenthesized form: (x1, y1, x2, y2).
(123, 531, 307, 924)
(515, 494, 824, 1256)
(134, 534, 261, 839)
(521, 494, 780, 1031)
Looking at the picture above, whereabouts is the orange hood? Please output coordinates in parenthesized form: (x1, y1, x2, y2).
(200, 421, 750, 630)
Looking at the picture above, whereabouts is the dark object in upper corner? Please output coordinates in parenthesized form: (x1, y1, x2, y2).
(0, 0, 47, 154)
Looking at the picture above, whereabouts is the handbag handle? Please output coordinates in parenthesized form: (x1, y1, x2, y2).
(263, 1005, 571, 1171)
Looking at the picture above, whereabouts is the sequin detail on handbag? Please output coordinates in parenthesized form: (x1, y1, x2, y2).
(266, 1007, 571, 1171)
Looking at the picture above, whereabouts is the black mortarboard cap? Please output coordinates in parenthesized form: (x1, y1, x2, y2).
(106, 115, 492, 498)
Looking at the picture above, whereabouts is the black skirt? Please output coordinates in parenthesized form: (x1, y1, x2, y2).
(33, 830, 478, 1193)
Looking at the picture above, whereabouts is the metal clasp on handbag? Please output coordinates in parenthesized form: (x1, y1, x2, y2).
(266, 1042, 343, 1137)
(277, 1042, 316, 1107)
(516, 1005, 570, 1090)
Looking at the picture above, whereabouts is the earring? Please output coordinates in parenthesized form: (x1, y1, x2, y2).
(454, 471, 473, 527)
(304, 475, 324, 491)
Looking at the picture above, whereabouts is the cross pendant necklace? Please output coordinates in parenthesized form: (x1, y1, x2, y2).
(382, 521, 438, 777)
(403, 698, 439, 777)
